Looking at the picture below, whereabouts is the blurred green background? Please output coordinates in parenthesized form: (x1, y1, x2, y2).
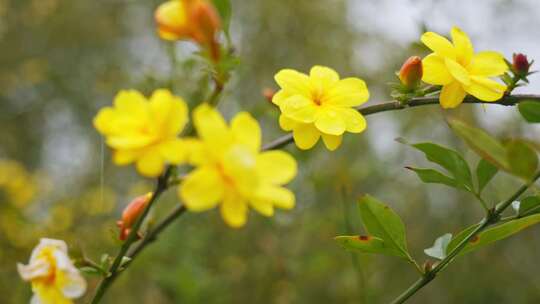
(2, 0, 540, 303)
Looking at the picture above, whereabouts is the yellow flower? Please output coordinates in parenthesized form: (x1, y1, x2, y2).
(272, 65, 369, 151)
(179, 104, 297, 228)
(18, 238, 86, 304)
(94, 89, 188, 177)
(421, 26, 509, 108)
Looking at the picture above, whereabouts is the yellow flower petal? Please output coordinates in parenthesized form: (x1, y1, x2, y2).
(249, 198, 274, 217)
(221, 145, 258, 196)
(440, 81, 466, 109)
(280, 95, 319, 123)
(314, 108, 346, 135)
(279, 115, 297, 131)
(254, 185, 295, 210)
(445, 58, 470, 85)
(256, 151, 297, 185)
(220, 192, 247, 228)
(310, 65, 340, 82)
(421, 31, 456, 59)
(93, 108, 115, 134)
(113, 90, 147, 115)
(231, 112, 261, 153)
(149, 89, 188, 136)
(325, 78, 369, 107)
(451, 26, 473, 65)
(33, 282, 73, 304)
(113, 149, 140, 165)
(274, 69, 311, 97)
(136, 152, 164, 177)
(421, 54, 453, 85)
(293, 123, 320, 150)
(193, 103, 230, 149)
(465, 76, 506, 101)
(468, 51, 508, 77)
(107, 135, 154, 150)
(321, 133, 343, 151)
(272, 90, 289, 106)
(158, 139, 185, 164)
(336, 108, 366, 133)
(180, 167, 224, 212)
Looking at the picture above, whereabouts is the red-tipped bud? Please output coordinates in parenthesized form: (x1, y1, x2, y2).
(117, 193, 152, 241)
(399, 56, 423, 89)
(262, 88, 275, 103)
(512, 53, 531, 76)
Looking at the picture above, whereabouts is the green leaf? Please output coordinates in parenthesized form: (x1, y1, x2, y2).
(357, 195, 411, 260)
(448, 119, 509, 170)
(79, 266, 102, 276)
(424, 233, 452, 260)
(211, 0, 231, 34)
(409, 142, 473, 189)
(334, 235, 404, 257)
(518, 196, 540, 216)
(518, 100, 540, 123)
(476, 159, 498, 193)
(446, 224, 480, 254)
(406, 167, 460, 189)
(506, 140, 538, 179)
(448, 214, 540, 256)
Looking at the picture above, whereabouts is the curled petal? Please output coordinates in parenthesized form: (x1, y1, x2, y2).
(421, 31, 456, 59)
(468, 51, 508, 77)
(280, 95, 319, 123)
(180, 167, 224, 212)
(321, 133, 343, 151)
(445, 58, 470, 85)
(274, 69, 311, 97)
(325, 78, 369, 107)
(440, 81, 466, 109)
(451, 26, 474, 65)
(256, 151, 297, 185)
(315, 109, 346, 136)
(293, 123, 320, 150)
(465, 76, 506, 101)
(231, 112, 261, 153)
(422, 54, 453, 85)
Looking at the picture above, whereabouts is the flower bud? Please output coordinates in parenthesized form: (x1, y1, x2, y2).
(398, 56, 423, 89)
(155, 0, 191, 41)
(188, 0, 221, 45)
(262, 88, 275, 102)
(512, 53, 531, 76)
(117, 193, 152, 241)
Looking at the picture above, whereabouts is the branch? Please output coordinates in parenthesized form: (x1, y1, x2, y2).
(389, 171, 540, 304)
(262, 94, 540, 151)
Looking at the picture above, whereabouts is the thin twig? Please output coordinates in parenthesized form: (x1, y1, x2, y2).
(389, 171, 540, 304)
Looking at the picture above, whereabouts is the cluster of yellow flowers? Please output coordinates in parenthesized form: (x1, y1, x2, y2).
(17, 0, 513, 298)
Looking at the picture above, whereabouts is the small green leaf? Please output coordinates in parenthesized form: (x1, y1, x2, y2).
(358, 195, 411, 260)
(448, 214, 540, 256)
(211, 0, 231, 33)
(518, 100, 540, 123)
(79, 266, 102, 276)
(334, 235, 404, 257)
(476, 158, 498, 193)
(424, 233, 452, 260)
(448, 120, 509, 170)
(406, 167, 460, 189)
(446, 224, 480, 254)
(518, 196, 540, 216)
(506, 140, 538, 180)
(409, 142, 473, 189)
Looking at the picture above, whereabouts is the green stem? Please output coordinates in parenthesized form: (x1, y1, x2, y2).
(389, 171, 540, 304)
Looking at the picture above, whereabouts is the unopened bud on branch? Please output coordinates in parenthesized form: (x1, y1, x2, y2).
(512, 53, 532, 77)
(117, 193, 152, 241)
(398, 56, 423, 89)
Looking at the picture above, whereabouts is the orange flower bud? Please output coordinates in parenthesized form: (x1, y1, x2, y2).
(512, 53, 531, 77)
(262, 88, 275, 102)
(116, 193, 152, 241)
(155, 0, 221, 61)
(398, 56, 423, 89)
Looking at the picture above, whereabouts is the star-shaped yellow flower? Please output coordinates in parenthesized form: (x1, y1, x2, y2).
(94, 89, 188, 177)
(272, 65, 370, 151)
(421, 26, 509, 108)
(179, 104, 297, 228)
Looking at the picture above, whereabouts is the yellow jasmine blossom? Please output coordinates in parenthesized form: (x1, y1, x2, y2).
(94, 89, 189, 177)
(18, 238, 86, 304)
(179, 104, 297, 228)
(421, 26, 509, 108)
(272, 65, 370, 151)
